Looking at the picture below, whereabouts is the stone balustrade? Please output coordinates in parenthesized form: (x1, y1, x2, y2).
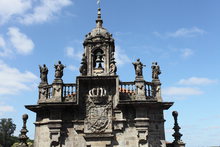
(119, 81, 157, 101)
(38, 80, 160, 103)
(38, 83, 77, 103)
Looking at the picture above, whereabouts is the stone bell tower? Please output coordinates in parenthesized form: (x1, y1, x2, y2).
(25, 6, 185, 147)
(81, 8, 116, 76)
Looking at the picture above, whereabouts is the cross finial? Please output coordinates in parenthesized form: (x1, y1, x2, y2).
(97, 0, 101, 8)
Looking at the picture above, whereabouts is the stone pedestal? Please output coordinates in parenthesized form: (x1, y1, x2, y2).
(52, 78, 63, 102)
(152, 79, 162, 102)
(135, 78, 146, 100)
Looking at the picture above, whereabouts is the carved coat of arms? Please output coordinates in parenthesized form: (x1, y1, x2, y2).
(85, 87, 112, 133)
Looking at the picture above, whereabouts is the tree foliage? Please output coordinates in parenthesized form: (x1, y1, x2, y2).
(0, 118, 16, 147)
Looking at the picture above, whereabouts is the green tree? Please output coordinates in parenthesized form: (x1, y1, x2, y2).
(0, 118, 16, 147)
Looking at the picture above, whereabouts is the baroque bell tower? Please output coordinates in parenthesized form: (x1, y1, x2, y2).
(80, 8, 116, 76)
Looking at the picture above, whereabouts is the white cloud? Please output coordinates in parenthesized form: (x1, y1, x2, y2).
(0, 35, 13, 57)
(178, 77, 218, 85)
(181, 48, 194, 58)
(20, 0, 72, 25)
(115, 46, 131, 66)
(65, 47, 82, 60)
(68, 65, 78, 71)
(0, 60, 38, 95)
(163, 87, 203, 96)
(0, 0, 31, 24)
(7, 27, 34, 55)
(154, 27, 205, 38)
(168, 27, 205, 38)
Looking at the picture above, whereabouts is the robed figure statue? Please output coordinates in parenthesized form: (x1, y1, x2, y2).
(39, 64, 48, 84)
(132, 59, 145, 77)
(54, 61, 65, 79)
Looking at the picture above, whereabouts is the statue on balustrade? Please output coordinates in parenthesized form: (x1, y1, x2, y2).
(151, 62, 161, 80)
(39, 64, 48, 84)
(54, 61, 65, 79)
(132, 58, 145, 78)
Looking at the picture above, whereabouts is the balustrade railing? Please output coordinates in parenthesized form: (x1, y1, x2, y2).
(119, 82, 135, 94)
(145, 81, 154, 97)
(119, 81, 155, 99)
(63, 83, 77, 98)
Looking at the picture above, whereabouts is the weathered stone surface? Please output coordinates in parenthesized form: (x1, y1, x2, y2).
(24, 7, 180, 147)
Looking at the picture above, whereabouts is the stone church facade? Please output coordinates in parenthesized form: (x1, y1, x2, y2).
(25, 8, 185, 147)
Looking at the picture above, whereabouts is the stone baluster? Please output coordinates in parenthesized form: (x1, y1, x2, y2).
(172, 111, 185, 147)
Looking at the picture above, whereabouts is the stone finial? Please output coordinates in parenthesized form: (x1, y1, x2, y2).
(79, 53, 87, 76)
(39, 64, 48, 85)
(19, 114, 29, 146)
(172, 111, 183, 144)
(109, 52, 117, 75)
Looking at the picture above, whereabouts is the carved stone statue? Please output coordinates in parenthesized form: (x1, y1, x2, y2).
(39, 64, 48, 84)
(151, 62, 161, 80)
(132, 59, 145, 77)
(79, 53, 87, 76)
(54, 61, 65, 79)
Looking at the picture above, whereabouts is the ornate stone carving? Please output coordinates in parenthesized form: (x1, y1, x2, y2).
(39, 64, 48, 85)
(54, 61, 65, 79)
(133, 59, 145, 79)
(85, 87, 112, 133)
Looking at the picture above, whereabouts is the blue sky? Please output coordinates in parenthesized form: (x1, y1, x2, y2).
(0, 0, 220, 146)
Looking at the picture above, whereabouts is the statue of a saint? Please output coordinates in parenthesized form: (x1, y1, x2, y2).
(151, 62, 161, 80)
(39, 64, 48, 84)
(54, 61, 65, 79)
(132, 59, 145, 77)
